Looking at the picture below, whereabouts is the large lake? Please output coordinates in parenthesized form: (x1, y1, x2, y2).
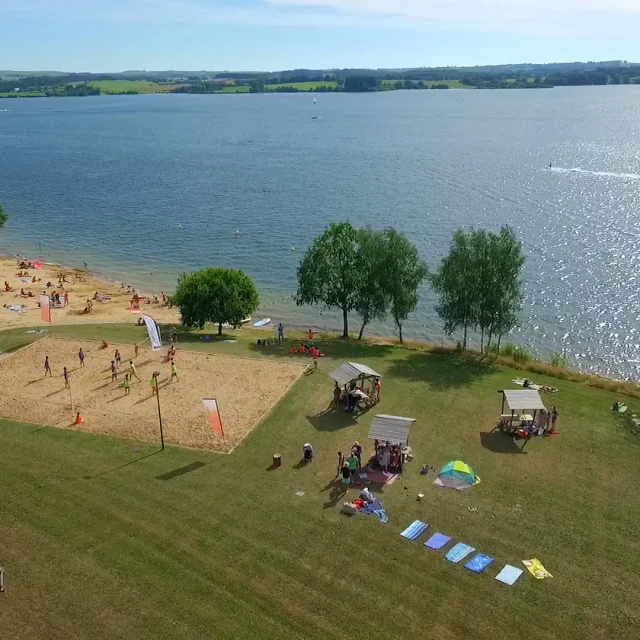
(1, 88, 640, 379)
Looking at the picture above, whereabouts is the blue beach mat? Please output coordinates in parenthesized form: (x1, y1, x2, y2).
(495, 565, 524, 585)
(424, 533, 452, 550)
(400, 520, 429, 540)
(445, 543, 475, 563)
(464, 553, 494, 573)
(360, 500, 388, 524)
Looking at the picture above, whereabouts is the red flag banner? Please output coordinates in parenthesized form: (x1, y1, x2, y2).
(202, 398, 225, 437)
(40, 295, 51, 323)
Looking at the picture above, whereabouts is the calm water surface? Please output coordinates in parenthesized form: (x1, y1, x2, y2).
(1, 88, 640, 379)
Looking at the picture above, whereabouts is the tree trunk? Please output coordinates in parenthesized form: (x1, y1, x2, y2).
(218, 322, 222, 336)
(398, 322, 403, 344)
(358, 320, 367, 340)
(463, 325, 468, 350)
(342, 307, 349, 338)
(480, 326, 484, 353)
(497, 334, 502, 354)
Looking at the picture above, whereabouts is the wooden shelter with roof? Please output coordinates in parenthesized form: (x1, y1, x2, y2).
(367, 414, 416, 446)
(499, 389, 546, 432)
(329, 362, 381, 408)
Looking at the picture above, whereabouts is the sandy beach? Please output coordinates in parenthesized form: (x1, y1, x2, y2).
(0, 337, 306, 451)
(0, 256, 181, 329)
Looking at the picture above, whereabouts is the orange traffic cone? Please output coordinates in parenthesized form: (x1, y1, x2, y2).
(75, 412, 84, 424)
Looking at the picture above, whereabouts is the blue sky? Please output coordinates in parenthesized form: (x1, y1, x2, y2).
(2, 0, 640, 71)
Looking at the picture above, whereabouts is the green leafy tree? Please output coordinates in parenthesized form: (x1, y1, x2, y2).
(0, 202, 7, 229)
(380, 228, 429, 344)
(435, 226, 524, 352)
(354, 228, 389, 339)
(296, 222, 360, 337)
(482, 226, 525, 352)
(433, 229, 478, 349)
(171, 267, 259, 336)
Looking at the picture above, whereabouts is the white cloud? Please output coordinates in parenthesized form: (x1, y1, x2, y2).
(3, 0, 640, 31)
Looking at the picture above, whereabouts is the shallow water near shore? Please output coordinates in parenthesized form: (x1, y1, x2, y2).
(1, 88, 640, 379)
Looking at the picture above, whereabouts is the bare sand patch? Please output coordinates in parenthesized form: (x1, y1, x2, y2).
(0, 338, 305, 452)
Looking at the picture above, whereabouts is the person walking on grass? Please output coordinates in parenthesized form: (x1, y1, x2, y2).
(114, 348, 121, 369)
(110, 360, 117, 382)
(375, 377, 381, 403)
(129, 360, 141, 382)
(277, 322, 284, 343)
(551, 406, 559, 431)
(44, 355, 52, 377)
(63, 367, 70, 389)
(123, 374, 131, 396)
(307, 329, 314, 349)
(170, 358, 179, 383)
(78, 348, 85, 368)
(150, 372, 158, 396)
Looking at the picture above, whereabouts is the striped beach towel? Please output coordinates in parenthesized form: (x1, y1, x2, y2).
(400, 520, 429, 540)
(445, 543, 475, 563)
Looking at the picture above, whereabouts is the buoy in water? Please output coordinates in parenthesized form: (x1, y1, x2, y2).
(235, 229, 240, 236)
(291, 247, 296, 252)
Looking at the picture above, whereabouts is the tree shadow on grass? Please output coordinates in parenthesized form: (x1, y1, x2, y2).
(307, 408, 358, 432)
(385, 351, 495, 391)
(480, 431, 527, 454)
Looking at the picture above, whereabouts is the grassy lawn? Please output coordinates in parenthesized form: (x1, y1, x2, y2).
(1, 324, 639, 639)
(265, 81, 338, 91)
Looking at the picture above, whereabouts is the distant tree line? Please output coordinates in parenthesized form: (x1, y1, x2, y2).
(4, 61, 640, 97)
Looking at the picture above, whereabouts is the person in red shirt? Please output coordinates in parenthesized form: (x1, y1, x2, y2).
(299, 344, 307, 354)
(289, 346, 296, 354)
(307, 329, 314, 348)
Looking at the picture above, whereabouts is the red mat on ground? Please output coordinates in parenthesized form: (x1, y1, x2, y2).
(364, 469, 398, 485)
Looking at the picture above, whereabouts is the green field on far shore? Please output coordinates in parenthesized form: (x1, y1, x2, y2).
(78, 79, 184, 93)
(1, 323, 639, 639)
